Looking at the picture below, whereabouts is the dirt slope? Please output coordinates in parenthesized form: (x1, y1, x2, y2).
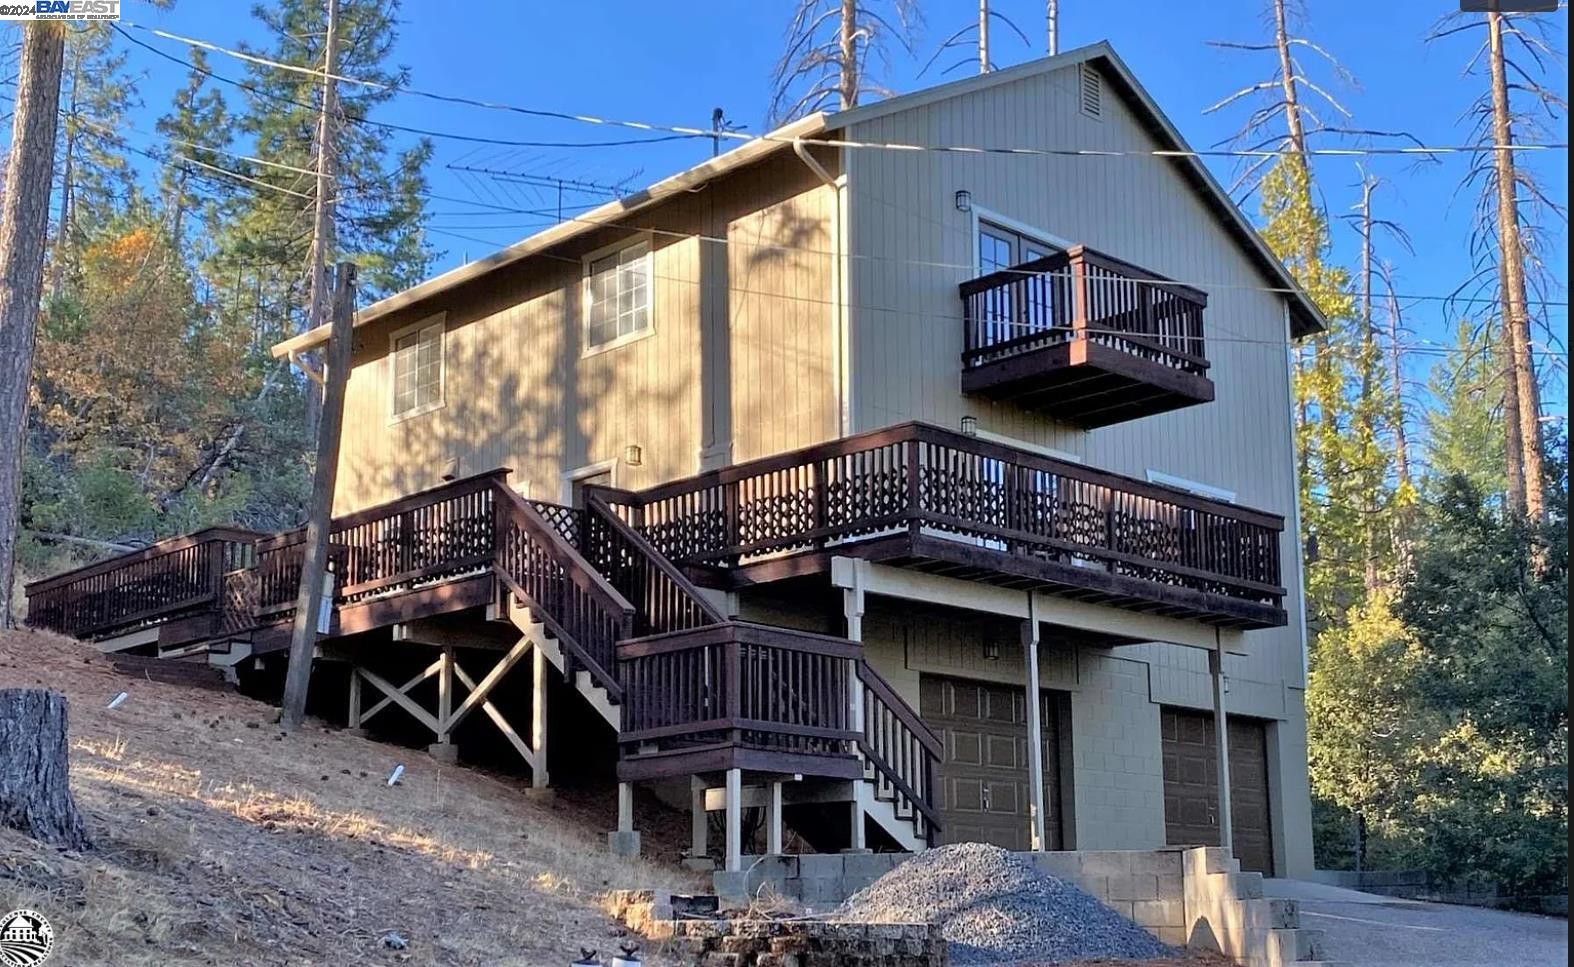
(0, 629, 700, 966)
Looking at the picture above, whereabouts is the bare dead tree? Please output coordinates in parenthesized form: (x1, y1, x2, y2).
(1204, 0, 1359, 201)
(1339, 168, 1413, 588)
(1429, 8, 1565, 522)
(1046, 0, 1059, 56)
(769, 0, 921, 123)
(921, 0, 1029, 77)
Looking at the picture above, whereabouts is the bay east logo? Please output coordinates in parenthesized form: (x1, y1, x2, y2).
(0, 0, 121, 20)
(0, 909, 55, 967)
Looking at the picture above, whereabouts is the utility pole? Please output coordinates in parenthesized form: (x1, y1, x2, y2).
(304, 0, 342, 444)
(281, 262, 357, 731)
(0, 23, 67, 629)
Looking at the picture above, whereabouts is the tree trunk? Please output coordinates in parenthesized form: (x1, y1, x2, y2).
(839, 0, 858, 109)
(0, 688, 91, 850)
(0, 23, 67, 629)
(1487, 12, 1545, 521)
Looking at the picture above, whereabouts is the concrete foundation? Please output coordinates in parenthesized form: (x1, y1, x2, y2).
(607, 830, 641, 859)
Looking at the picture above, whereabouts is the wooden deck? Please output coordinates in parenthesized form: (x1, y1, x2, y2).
(959, 245, 1215, 427)
(601, 422, 1287, 629)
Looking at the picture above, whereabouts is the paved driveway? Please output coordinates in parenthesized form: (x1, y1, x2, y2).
(1263, 879, 1567, 967)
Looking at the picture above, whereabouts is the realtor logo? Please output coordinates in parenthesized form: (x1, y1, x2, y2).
(0, 1, 121, 20)
(0, 909, 54, 967)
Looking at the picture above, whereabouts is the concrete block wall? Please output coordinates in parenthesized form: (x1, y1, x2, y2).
(1065, 653, 1168, 850)
(1182, 847, 1346, 967)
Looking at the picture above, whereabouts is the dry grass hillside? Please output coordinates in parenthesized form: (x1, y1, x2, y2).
(0, 629, 702, 966)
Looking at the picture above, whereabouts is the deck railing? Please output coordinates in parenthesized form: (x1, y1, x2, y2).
(617, 622, 859, 760)
(960, 244, 1209, 376)
(24, 528, 261, 640)
(582, 495, 725, 637)
(617, 422, 1284, 610)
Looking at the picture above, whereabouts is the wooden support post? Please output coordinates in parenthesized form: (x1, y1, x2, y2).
(690, 777, 709, 859)
(617, 782, 634, 833)
(1211, 637, 1234, 855)
(843, 576, 865, 734)
(1022, 593, 1047, 852)
(281, 263, 357, 732)
(766, 780, 784, 855)
(346, 667, 363, 732)
(531, 643, 549, 788)
(436, 647, 455, 740)
(724, 767, 742, 873)
(849, 799, 866, 851)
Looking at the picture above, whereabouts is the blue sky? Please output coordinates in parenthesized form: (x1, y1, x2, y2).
(108, 1, 1572, 416)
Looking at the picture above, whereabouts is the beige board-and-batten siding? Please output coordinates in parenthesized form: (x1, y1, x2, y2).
(333, 147, 844, 514)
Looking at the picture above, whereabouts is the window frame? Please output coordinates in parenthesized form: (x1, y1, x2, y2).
(969, 206, 1073, 274)
(580, 236, 655, 357)
(387, 313, 447, 425)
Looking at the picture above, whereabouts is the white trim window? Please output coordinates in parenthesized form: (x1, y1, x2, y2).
(389, 316, 445, 422)
(583, 239, 652, 352)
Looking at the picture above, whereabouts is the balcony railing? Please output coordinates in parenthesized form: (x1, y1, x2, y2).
(959, 245, 1214, 426)
(606, 423, 1287, 628)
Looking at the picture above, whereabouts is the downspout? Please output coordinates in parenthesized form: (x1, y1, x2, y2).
(792, 138, 852, 437)
(1283, 301, 1310, 682)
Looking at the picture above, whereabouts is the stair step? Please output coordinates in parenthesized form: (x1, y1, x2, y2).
(1268, 927, 1326, 965)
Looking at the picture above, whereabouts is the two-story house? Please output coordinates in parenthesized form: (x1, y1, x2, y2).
(26, 43, 1318, 878)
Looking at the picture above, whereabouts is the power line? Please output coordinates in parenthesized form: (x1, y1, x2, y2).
(90, 110, 1573, 316)
(121, 21, 1569, 162)
(111, 23, 700, 151)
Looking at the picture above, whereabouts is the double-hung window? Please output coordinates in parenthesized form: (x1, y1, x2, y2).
(389, 316, 444, 421)
(584, 239, 651, 351)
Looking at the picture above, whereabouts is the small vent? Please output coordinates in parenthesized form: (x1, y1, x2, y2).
(1079, 63, 1103, 120)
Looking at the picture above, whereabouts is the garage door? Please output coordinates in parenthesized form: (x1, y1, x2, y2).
(920, 675, 1063, 851)
(1161, 707, 1274, 873)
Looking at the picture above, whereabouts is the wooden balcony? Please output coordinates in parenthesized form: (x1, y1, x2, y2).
(959, 245, 1214, 427)
(607, 423, 1287, 629)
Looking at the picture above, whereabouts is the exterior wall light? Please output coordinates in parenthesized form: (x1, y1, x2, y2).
(623, 444, 643, 467)
(983, 634, 1000, 661)
(439, 456, 460, 482)
(955, 189, 972, 213)
(960, 415, 979, 436)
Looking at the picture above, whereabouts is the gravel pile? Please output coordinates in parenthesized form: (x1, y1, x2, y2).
(840, 843, 1175, 965)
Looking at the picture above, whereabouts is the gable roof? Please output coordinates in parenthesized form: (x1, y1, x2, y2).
(272, 42, 1321, 359)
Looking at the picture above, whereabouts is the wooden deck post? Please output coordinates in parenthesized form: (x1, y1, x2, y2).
(724, 767, 742, 872)
(766, 780, 784, 855)
(531, 643, 549, 788)
(428, 646, 457, 762)
(1022, 593, 1047, 852)
(346, 668, 363, 734)
(1211, 633, 1234, 855)
(689, 777, 709, 861)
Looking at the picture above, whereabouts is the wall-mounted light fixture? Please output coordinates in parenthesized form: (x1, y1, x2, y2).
(983, 634, 1000, 661)
(439, 456, 460, 482)
(960, 415, 979, 436)
(954, 189, 973, 213)
(624, 444, 644, 468)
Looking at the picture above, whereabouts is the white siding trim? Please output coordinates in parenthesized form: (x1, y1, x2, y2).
(1144, 469, 1237, 504)
(969, 204, 1075, 271)
(559, 459, 619, 506)
(970, 427, 1082, 464)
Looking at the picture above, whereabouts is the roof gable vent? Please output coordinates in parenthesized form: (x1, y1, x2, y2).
(1079, 63, 1103, 120)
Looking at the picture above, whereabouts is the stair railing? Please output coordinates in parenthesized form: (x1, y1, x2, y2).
(856, 660, 944, 842)
(581, 493, 725, 636)
(492, 482, 635, 701)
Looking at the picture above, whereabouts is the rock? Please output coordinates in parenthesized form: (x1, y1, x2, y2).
(381, 931, 408, 950)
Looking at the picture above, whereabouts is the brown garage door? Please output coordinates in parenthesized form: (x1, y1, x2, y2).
(920, 675, 1064, 851)
(1161, 707, 1274, 873)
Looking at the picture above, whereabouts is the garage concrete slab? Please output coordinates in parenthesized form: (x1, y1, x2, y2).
(1264, 879, 1568, 967)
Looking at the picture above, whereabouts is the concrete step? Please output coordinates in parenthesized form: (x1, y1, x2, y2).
(1268, 927, 1327, 965)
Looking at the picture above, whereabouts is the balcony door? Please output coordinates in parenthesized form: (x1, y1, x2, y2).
(978, 221, 1061, 350)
